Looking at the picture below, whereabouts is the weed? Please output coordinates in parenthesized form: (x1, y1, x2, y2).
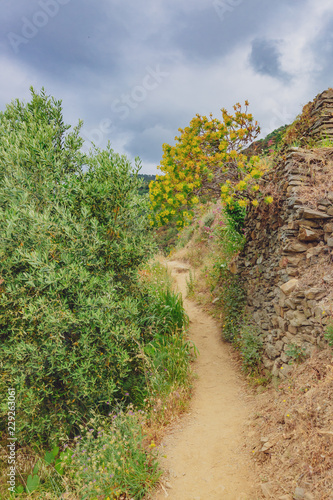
(239, 322, 263, 373)
(177, 225, 195, 248)
(186, 270, 196, 297)
(201, 210, 215, 228)
(285, 343, 308, 363)
(66, 411, 161, 499)
(324, 322, 333, 346)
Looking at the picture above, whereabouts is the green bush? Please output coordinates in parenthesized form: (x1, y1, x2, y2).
(0, 89, 160, 446)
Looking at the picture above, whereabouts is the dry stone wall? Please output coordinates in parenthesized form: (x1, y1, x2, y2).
(309, 88, 333, 140)
(237, 146, 333, 378)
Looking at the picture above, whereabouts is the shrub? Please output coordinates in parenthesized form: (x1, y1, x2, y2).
(149, 102, 261, 228)
(0, 89, 156, 446)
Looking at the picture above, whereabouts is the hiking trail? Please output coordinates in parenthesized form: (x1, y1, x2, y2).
(152, 259, 258, 500)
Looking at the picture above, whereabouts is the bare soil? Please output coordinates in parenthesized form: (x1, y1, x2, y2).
(152, 260, 258, 500)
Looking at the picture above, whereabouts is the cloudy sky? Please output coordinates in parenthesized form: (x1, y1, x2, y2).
(1, 0, 333, 174)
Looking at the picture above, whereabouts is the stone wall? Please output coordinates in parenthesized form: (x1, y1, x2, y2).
(309, 88, 333, 140)
(237, 145, 333, 377)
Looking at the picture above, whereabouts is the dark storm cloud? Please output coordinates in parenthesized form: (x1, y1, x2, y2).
(1, 0, 128, 80)
(249, 38, 291, 82)
(1, 0, 333, 173)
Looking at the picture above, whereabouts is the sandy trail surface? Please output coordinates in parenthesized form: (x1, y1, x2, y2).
(152, 260, 258, 500)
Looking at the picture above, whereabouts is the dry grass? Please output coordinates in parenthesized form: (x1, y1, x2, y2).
(246, 348, 333, 499)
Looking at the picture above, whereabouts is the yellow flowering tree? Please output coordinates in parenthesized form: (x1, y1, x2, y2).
(149, 102, 267, 228)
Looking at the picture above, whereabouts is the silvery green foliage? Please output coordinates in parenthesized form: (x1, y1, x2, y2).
(0, 88, 157, 445)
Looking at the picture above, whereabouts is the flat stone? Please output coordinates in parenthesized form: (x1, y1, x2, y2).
(280, 279, 299, 295)
(324, 222, 333, 233)
(302, 207, 331, 219)
(261, 482, 275, 498)
(318, 198, 331, 206)
(286, 254, 304, 266)
(290, 311, 312, 327)
(294, 486, 306, 499)
(260, 441, 276, 452)
(304, 287, 327, 300)
(284, 241, 309, 252)
(298, 228, 322, 242)
(298, 219, 320, 228)
(327, 237, 333, 247)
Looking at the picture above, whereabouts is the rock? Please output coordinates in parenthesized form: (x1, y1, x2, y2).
(290, 311, 312, 327)
(327, 237, 333, 247)
(263, 357, 274, 369)
(284, 241, 309, 252)
(280, 351, 289, 363)
(276, 340, 284, 351)
(280, 279, 299, 295)
(324, 222, 333, 232)
(294, 486, 306, 499)
(327, 207, 333, 216)
(304, 287, 326, 300)
(212, 297, 219, 304)
(285, 298, 296, 309)
(279, 363, 293, 377)
(261, 482, 275, 498)
(302, 207, 331, 219)
(318, 198, 331, 206)
(286, 254, 304, 266)
(278, 316, 287, 330)
(260, 441, 276, 452)
(265, 344, 279, 360)
(304, 492, 315, 500)
(298, 228, 322, 241)
(298, 219, 320, 228)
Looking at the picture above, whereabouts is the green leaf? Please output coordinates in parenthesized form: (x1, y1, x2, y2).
(32, 462, 40, 475)
(54, 458, 64, 475)
(26, 474, 40, 493)
(44, 451, 55, 465)
(51, 445, 59, 458)
(15, 485, 24, 494)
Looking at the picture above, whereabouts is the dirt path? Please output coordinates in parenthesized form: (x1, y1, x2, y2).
(152, 260, 258, 500)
